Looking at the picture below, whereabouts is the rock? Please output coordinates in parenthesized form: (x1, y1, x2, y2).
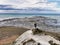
(14, 30, 60, 45)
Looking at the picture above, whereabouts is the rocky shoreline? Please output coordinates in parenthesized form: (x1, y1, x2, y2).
(0, 16, 60, 33)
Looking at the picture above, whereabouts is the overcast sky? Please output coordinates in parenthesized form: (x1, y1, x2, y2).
(0, 0, 60, 13)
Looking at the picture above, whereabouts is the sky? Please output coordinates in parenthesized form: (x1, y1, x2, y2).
(0, 0, 60, 13)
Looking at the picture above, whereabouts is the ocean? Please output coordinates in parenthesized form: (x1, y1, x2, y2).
(0, 14, 60, 20)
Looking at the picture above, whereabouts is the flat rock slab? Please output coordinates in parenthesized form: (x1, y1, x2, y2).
(14, 30, 60, 45)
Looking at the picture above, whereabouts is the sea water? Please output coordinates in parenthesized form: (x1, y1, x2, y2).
(0, 14, 60, 20)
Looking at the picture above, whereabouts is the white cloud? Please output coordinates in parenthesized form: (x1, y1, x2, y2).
(9, 0, 59, 11)
(0, 0, 59, 12)
(0, 0, 49, 8)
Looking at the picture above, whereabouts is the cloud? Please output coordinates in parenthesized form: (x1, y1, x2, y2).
(8, 0, 59, 11)
(0, 0, 60, 13)
(0, 0, 54, 8)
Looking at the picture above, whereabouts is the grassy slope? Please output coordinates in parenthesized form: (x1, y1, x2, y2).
(0, 26, 29, 45)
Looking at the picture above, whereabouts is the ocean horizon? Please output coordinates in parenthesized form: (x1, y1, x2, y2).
(0, 14, 60, 20)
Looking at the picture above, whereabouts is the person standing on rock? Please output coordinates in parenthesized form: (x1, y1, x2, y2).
(34, 22, 37, 29)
